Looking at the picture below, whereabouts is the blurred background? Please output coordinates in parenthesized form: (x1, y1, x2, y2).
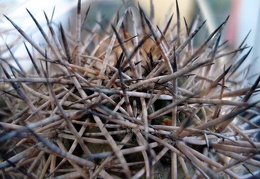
(0, 0, 259, 99)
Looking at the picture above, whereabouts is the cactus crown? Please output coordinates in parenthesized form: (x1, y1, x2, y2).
(0, 1, 259, 178)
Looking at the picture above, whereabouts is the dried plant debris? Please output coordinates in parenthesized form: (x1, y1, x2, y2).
(0, 0, 259, 179)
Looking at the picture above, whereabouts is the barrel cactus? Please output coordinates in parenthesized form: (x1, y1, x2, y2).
(0, 1, 259, 178)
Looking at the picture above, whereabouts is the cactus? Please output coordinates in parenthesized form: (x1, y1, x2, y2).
(0, 1, 259, 178)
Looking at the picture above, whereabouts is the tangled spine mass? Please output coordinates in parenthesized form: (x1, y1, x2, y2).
(0, 1, 259, 179)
